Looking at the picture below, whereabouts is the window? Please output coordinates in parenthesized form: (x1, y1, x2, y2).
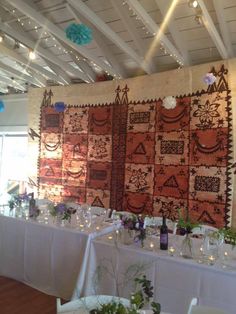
(0, 133, 28, 204)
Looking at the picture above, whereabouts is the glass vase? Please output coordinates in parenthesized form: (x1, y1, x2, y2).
(121, 228, 135, 245)
(180, 233, 193, 259)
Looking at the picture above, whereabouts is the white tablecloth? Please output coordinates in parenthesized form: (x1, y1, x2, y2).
(0, 214, 117, 299)
(80, 234, 236, 314)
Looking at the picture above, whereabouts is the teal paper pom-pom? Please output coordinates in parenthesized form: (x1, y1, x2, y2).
(66, 23, 93, 45)
(0, 100, 5, 112)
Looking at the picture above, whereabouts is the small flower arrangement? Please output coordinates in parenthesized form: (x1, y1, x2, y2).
(121, 214, 146, 247)
(8, 192, 30, 210)
(121, 214, 138, 230)
(49, 203, 76, 221)
(177, 208, 200, 234)
(90, 275, 161, 314)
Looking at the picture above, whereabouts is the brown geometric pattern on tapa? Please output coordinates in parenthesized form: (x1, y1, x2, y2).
(37, 65, 232, 227)
(38, 97, 114, 206)
(123, 65, 232, 227)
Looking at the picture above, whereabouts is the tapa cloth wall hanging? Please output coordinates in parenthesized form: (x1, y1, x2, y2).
(36, 65, 232, 227)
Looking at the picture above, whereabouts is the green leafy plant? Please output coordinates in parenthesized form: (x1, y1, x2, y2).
(177, 208, 200, 233)
(218, 227, 236, 247)
(89, 275, 161, 314)
(49, 203, 76, 221)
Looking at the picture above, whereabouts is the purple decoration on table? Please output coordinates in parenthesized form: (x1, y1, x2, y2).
(54, 102, 66, 112)
(203, 73, 216, 85)
(55, 203, 67, 214)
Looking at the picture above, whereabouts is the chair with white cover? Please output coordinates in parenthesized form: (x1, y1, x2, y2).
(189, 305, 228, 314)
(191, 225, 218, 237)
(57, 295, 130, 313)
(111, 210, 134, 220)
(144, 216, 177, 235)
(192, 225, 218, 237)
(90, 207, 112, 221)
(187, 298, 198, 314)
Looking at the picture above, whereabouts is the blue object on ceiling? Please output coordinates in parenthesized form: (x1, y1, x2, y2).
(0, 100, 5, 112)
(65, 23, 93, 45)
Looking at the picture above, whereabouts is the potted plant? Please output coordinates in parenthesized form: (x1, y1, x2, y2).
(89, 275, 161, 314)
(177, 209, 200, 259)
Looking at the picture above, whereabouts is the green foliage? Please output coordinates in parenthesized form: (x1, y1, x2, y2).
(219, 227, 236, 247)
(89, 275, 161, 314)
(177, 208, 200, 232)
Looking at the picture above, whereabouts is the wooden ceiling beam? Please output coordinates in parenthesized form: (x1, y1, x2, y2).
(125, 0, 185, 66)
(0, 42, 63, 85)
(154, 0, 190, 65)
(0, 73, 25, 91)
(212, 0, 234, 58)
(110, 0, 156, 73)
(197, 0, 229, 59)
(0, 22, 90, 83)
(0, 60, 45, 87)
(7, 0, 121, 78)
(67, 0, 153, 74)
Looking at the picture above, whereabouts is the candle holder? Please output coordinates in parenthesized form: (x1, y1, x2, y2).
(169, 246, 175, 256)
(208, 255, 216, 266)
(149, 242, 155, 251)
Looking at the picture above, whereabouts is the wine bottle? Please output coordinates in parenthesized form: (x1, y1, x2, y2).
(160, 216, 168, 250)
(29, 193, 36, 217)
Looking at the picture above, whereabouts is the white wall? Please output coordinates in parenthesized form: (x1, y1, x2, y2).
(0, 93, 28, 132)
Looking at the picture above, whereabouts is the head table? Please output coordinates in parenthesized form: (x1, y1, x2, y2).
(78, 232, 236, 314)
(0, 209, 118, 300)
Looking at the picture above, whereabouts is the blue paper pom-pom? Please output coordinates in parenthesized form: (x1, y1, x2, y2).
(54, 102, 66, 112)
(66, 23, 93, 45)
(0, 100, 5, 112)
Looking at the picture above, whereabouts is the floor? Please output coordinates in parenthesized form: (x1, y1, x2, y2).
(0, 276, 56, 314)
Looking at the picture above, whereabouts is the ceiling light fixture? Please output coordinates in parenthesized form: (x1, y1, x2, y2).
(29, 49, 36, 60)
(194, 13, 203, 25)
(188, 0, 198, 8)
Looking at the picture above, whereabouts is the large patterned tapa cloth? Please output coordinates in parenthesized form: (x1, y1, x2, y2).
(37, 66, 232, 227)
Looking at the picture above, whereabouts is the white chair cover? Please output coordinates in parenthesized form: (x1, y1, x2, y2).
(144, 216, 177, 235)
(192, 225, 218, 236)
(190, 305, 228, 314)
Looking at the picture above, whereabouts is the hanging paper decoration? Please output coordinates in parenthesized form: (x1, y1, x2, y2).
(0, 100, 5, 112)
(203, 73, 216, 85)
(54, 102, 66, 112)
(162, 96, 177, 109)
(65, 23, 93, 45)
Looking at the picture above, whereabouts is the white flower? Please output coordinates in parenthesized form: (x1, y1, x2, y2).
(162, 96, 177, 109)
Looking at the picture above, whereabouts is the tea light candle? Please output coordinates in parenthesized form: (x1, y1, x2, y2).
(108, 235, 113, 240)
(169, 246, 175, 256)
(199, 246, 203, 253)
(208, 255, 216, 265)
(79, 224, 84, 228)
(224, 251, 228, 257)
(149, 242, 154, 250)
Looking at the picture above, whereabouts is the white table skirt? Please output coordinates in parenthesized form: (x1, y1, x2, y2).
(80, 236, 236, 314)
(0, 215, 117, 299)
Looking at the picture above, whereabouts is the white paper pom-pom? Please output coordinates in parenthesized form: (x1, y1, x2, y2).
(162, 96, 177, 109)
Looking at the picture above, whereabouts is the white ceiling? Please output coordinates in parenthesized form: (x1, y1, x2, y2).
(0, 0, 235, 95)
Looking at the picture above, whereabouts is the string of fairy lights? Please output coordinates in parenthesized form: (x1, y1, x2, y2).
(121, 0, 184, 67)
(0, 1, 203, 89)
